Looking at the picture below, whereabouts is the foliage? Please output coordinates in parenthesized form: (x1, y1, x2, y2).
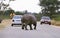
(39, 0, 60, 19)
(15, 11, 24, 15)
(4, 10, 15, 15)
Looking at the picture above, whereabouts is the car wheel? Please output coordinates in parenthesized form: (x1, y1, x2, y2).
(11, 24, 13, 26)
(0, 19, 2, 23)
(49, 23, 51, 25)
(40, 22, 42, 24)
(0, 21, 1, 23)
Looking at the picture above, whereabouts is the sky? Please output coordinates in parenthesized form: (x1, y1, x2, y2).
(1, 0, 42, 13)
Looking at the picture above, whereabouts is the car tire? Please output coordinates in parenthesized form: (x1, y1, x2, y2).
(40, 22, 42, 24)
(49, 23, 51, 25)
(0, 21, 1, 23)
(0, 20, 2, 23)
(11, 24, 13, 26)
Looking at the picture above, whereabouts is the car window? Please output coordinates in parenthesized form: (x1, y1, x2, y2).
(13, 16, 22, 19)
(41, 17, 50, 20)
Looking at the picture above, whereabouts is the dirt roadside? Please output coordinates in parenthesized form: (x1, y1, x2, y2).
(0, 19, 12, 30)
(51, 20, 60, 26)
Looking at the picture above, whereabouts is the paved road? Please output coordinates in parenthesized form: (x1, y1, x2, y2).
(0, 22, 60, 38)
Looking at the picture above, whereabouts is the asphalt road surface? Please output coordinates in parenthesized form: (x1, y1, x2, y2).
(0, 22, 60, 38)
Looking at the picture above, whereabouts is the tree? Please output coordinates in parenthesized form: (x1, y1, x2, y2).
(4, 9, 15, 16)
(24, 10, 28, 14)
(15, 11, 24, 15)
(39, 0, 60, 19)
(0, 0, 15, 14)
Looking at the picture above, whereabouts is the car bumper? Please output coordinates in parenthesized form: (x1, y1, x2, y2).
(12, 24, 22, 25)
(41, 21, 51, 24)
(12, 22, 22, 25)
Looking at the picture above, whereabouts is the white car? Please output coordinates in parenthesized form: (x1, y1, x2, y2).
(11, 15, 23, 26)
(40, 16, 51, 25)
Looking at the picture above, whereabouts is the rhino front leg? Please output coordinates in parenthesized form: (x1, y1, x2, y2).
(24, 24, 28, 30)
(29, 24, 33, 30)
(25, 25, 28, 30)
(22, 24, 25, 30)
(22, 23, 28, 30)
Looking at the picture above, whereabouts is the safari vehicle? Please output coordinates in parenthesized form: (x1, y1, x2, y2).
(40, 16, 51, 25)
(11, 15, 23, 26)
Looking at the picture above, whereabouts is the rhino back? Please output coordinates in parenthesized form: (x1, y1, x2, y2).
(21, 14, 37, 24)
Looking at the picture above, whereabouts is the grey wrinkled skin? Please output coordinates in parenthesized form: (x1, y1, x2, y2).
(21, 14, 37, 30)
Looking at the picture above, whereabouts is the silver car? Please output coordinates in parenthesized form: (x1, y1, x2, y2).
(40, 16, 51, 25)
(11, 15, 23, 26)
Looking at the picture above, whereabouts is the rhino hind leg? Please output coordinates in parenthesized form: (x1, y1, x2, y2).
(33, 23, 37, 30)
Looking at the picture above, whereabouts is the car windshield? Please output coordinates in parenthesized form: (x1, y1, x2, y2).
(41, 17, 50, 20)
(13, 16, 22, 19)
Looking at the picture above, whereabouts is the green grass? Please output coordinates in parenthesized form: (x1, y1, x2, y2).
(54, 16, 60, 21)
(0, 15, 10, 19)
(52, 14, 60, 21)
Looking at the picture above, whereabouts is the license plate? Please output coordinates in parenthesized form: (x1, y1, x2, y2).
(16, 20, 20, 21)
(45, 22, 47, 23)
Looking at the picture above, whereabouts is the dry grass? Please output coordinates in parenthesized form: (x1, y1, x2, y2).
(51, 20, 60, 26)
(0, 25, 5, 30)
(0, 19, 11, 30)
(55, 21, 60, 26)
(51, 20, 56, 25)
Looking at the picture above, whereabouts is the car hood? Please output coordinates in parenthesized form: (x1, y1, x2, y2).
(12, 19, 21, 20)
(40, 19, 51, 21)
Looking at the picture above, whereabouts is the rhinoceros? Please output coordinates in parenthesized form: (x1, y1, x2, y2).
(21, 14, 37, 30)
